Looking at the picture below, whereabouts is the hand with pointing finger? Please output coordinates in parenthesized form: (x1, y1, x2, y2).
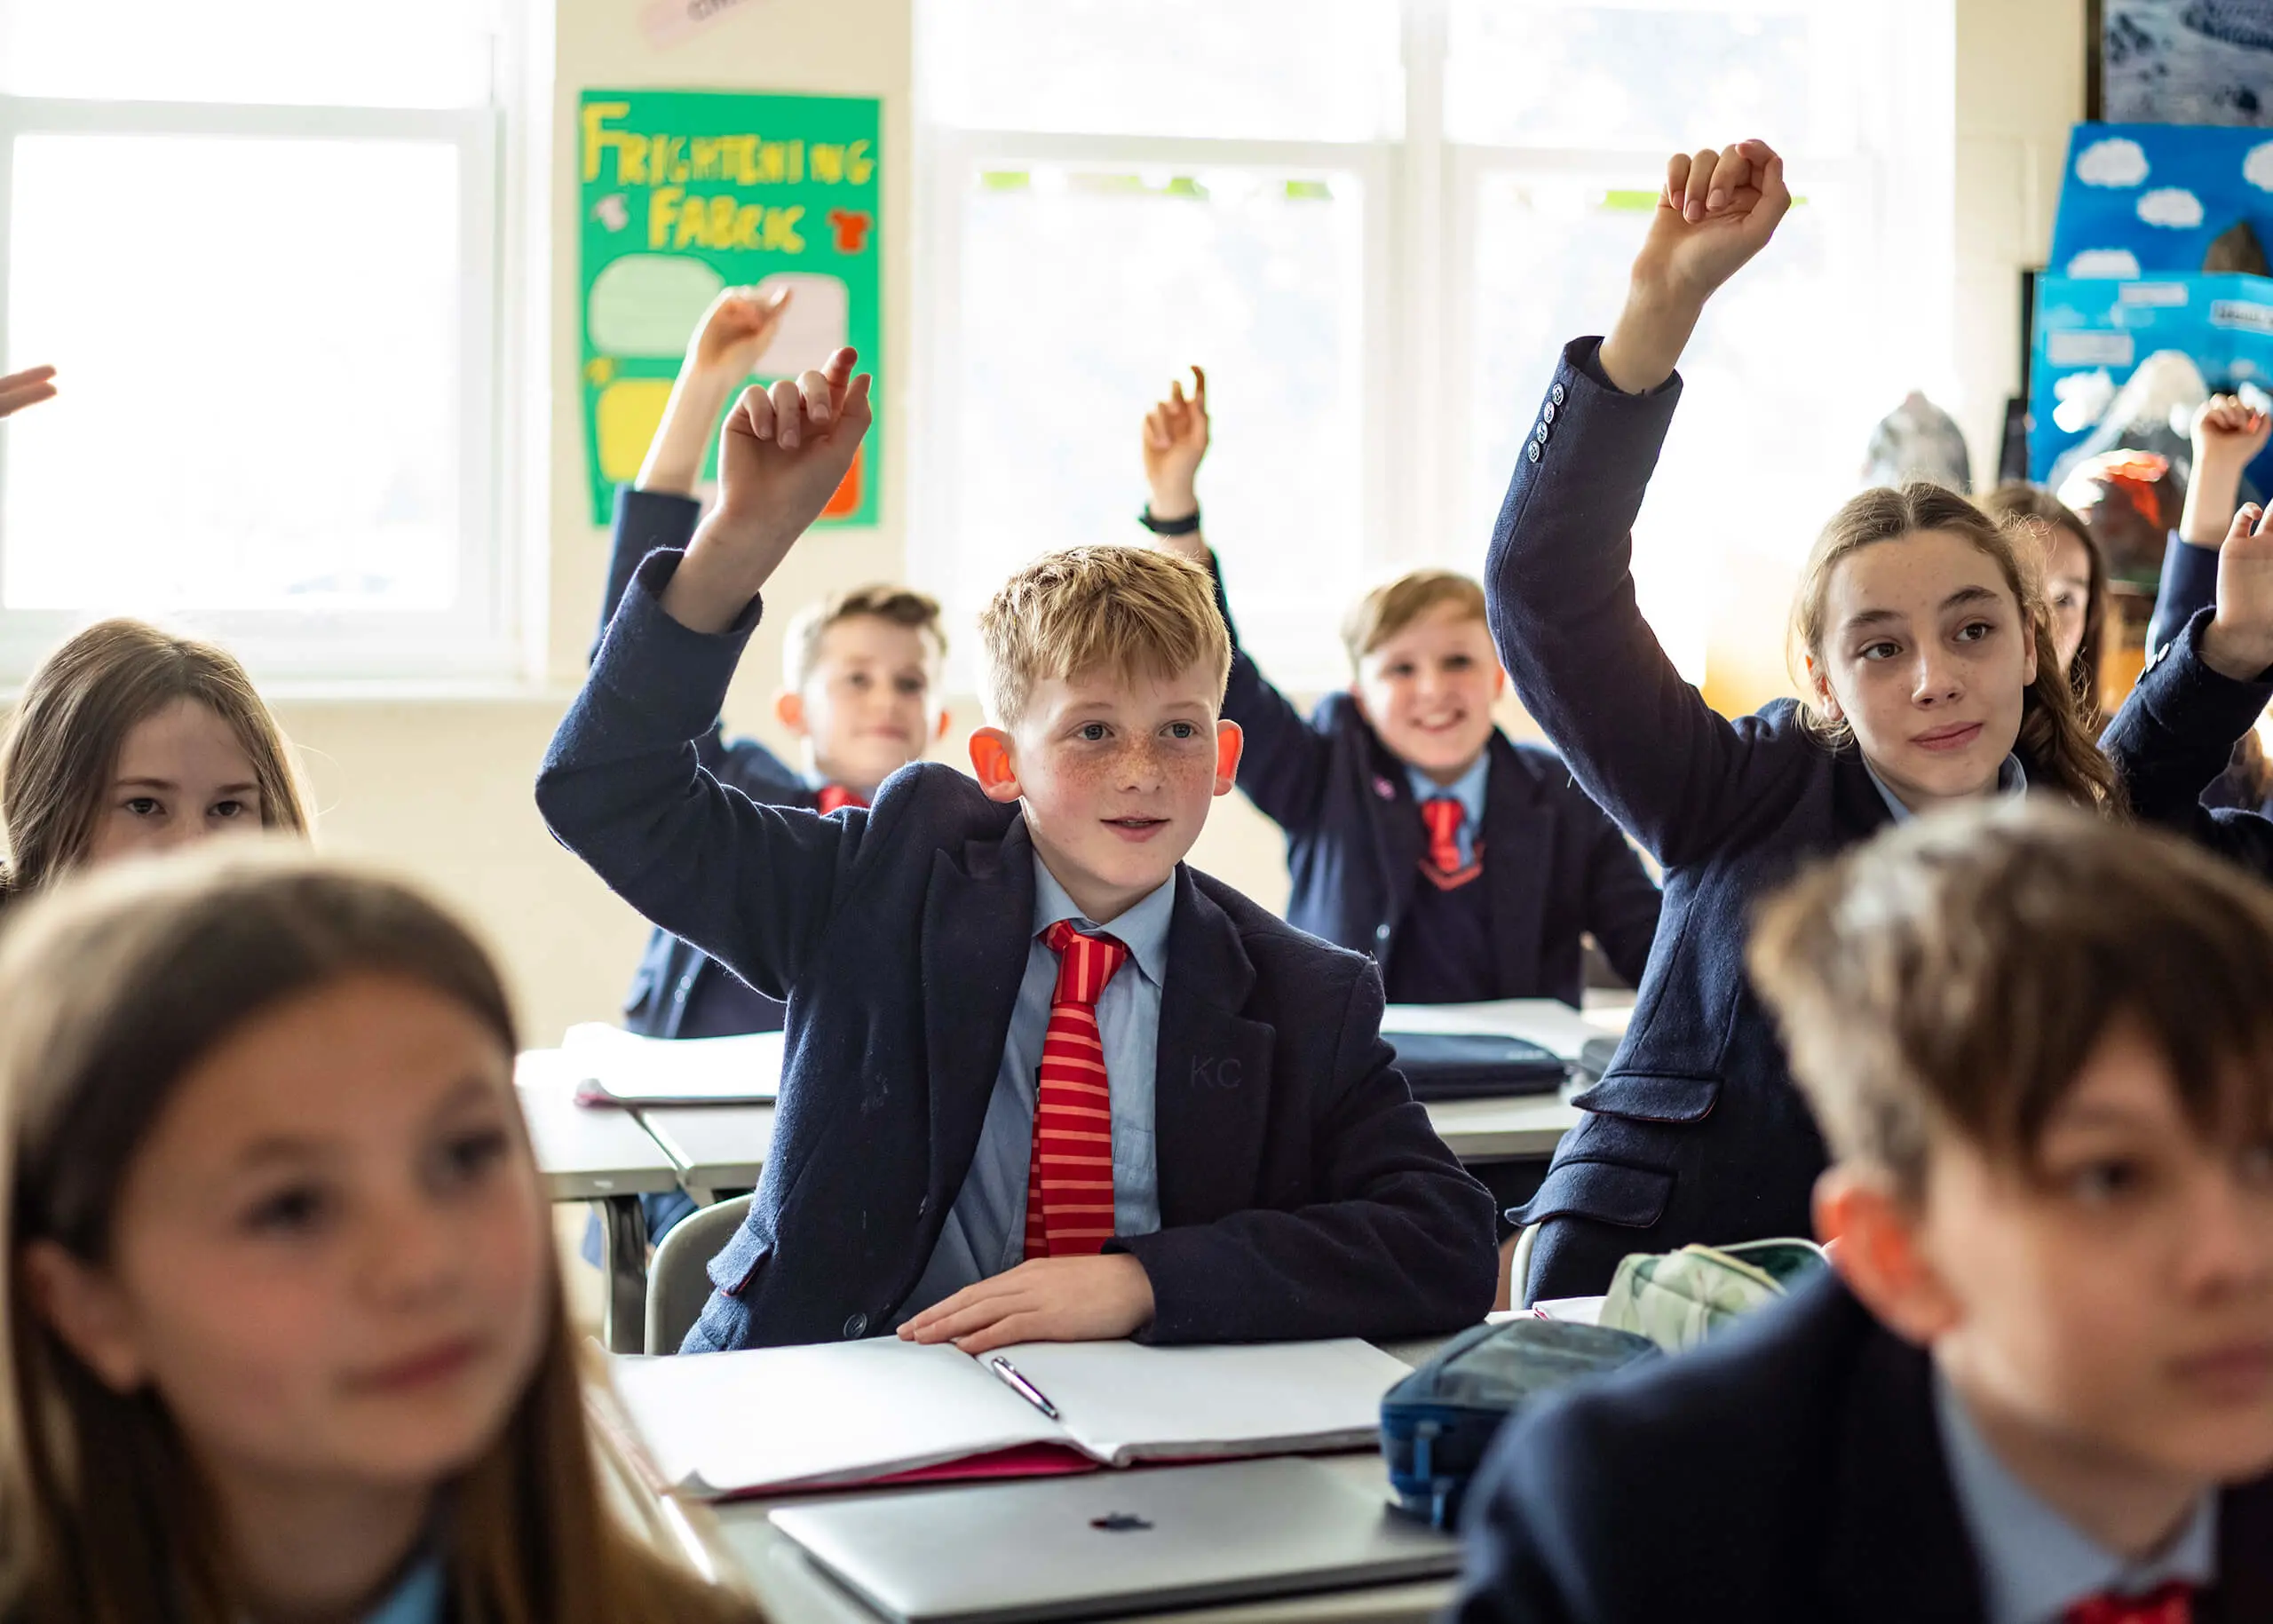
(2203, 499, 2273, 679)
(660, 345, 875, 635)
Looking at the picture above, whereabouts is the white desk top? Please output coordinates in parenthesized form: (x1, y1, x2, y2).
(1423, 1093, 1583, 1161)
(639, 1102, 779, 1191)
(516, 1051, 682, 1202)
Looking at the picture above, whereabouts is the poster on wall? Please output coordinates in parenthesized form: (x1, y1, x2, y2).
(578, 89, 881, 527)
(2101, 0, 2273, 125)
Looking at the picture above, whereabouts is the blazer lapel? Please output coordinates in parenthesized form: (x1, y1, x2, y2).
(918, 819, 1036, 1214)
(1818, 1325, 1987, 1623)
(1152, 872, 1279, 1225)
(1484, 740, 1554, 995)
(1366, 741, 1426, 946)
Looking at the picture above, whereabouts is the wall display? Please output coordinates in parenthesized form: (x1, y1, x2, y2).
(579, 90, 882, 527)
(2101, 0, 2273, 127)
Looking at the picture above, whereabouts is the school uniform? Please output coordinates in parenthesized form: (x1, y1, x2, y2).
(2142, 532, 2273, 817)
(535, 550, 1500, 1352)
(1451, 1271, 2273, 1623)
(598, 485, 796, 1041)
(2102, 607, 2273, 875)
(1486, 338, 2068, 1303)
(1208, 557, 1662, 1007)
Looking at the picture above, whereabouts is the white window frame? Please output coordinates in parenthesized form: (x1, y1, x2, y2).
(912, 0, 1953, 693)
(0, 87, 514, 689)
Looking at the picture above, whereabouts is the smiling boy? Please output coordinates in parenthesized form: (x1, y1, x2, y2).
(1452, 802, 2273, 1623)
(1136, 369, 1659, 1010)
(537, 349, 1496, 1352)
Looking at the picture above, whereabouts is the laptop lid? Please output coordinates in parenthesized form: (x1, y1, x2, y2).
(767, 1457, 1460, 1624)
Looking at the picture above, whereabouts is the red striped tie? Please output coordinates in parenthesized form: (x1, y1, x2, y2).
(1023, 922, 1130, 1260)
(2065, 1583, 2194, 1624)
(816, 784, 868, 815)
(1421, 796, 1465, 875)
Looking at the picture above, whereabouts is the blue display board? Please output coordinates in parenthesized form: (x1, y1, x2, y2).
(2049, 123, 2273, 277)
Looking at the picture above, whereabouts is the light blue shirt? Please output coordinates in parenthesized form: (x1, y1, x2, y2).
(896, 859, 1173, 1321)
(1865, 752, 2028, 823)
(362, 1556, 444, 1624)
(1406, 754, 1491, 869)
(1933, 1372, 2217, 1624)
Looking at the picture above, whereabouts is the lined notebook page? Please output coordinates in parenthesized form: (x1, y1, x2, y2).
(563, 1023, 785, 1105)
(997, 1338, 1411, 1466)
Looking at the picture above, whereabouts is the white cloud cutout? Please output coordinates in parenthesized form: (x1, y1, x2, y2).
(2067, 248, 2142, 277)
(2247, 141, 2273, 192)
(2076, 137, 2150, 187)
(2137, 186, 2206, 228)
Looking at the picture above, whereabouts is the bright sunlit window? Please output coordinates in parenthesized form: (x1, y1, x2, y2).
(0, 0, 513, 685)
(915, 0, 1953, 688)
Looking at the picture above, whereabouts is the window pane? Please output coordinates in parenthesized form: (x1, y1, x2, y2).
(1466, 172, 1862, 679)
(1446, 1, 1840, 154)
(920, 0, 1402, 140)
(4, 135, 465, 614)
(1, 0, 494, 107)
(943, 165, 1366, 686)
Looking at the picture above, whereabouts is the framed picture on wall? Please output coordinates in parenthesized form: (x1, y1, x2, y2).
(2097, 0, 2273, 124)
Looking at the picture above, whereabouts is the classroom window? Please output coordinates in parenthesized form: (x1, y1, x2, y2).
(0, 0, 514, 686)
(915, 0, 1952, 689)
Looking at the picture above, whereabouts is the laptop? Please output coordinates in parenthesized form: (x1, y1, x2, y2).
(767, 1457, 1461, 1624)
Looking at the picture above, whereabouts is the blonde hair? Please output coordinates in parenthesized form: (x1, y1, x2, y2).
(1340, 570, 1488, 673)
(0, 621, 309, 900)
(0, 848, 756, 1624)
(978, 545, 1231, 726)
(1786, 484, 2123, 814)
(1751, 801, 2273, 1197)
(780, 584, 947, 691)
(1979, 482, 2109, 727)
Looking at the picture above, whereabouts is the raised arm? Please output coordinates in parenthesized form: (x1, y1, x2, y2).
(2148, 396, 2269, 660)
(1140, 367, 1336, 830)
(1486, 140, 1802, 867)
(537, 348, 876, 993)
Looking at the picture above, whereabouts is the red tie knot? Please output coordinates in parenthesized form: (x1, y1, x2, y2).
(1421, 795, 1466, 874)
(816, 784, 869, 815)
(2064, 1580, 2196, 1624)
(1041, 921, 1131, 1008)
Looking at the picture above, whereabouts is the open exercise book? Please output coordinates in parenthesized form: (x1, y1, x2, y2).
(562, 1022, 783, 1106)
(607, 1336, 1412, 1499)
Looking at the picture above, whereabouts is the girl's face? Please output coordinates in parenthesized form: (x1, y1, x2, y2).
(1808, 529, 2037, 815)
(85, 697, 266, 867)
(2037, 521, 2095, 677)
(28, 973, 551, 1509)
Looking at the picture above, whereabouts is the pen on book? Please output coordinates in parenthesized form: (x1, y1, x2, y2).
(986, 1355, 1060, 1421)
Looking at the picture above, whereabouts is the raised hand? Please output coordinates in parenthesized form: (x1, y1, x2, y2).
(1598, 139, 1791, 394)
(0, 366, 57, 420)
(659, 345, 874, 634)
(689, 284, 792, 380)
(2204, 501, 2273, 679)
(2181, 394, 2271, 549)
(1141, 366, 1210, 518)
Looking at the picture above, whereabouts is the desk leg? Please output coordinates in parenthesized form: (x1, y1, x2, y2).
(595, 1196, 650, 1354)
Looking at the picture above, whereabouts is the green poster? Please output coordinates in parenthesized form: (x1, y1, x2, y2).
(578, 89, 882, 527)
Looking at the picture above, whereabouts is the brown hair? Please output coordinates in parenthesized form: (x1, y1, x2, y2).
(1340, 570, 1489, 672)
(0, 848, 754, 1624)
(1786, 483, 2124, 814)
(0, 621, 309, 900)
(1980, 482, 2109, 725)
(780, 584, 946, 691)
(1749, 800, 2273, 1197)
(978, 544, 1231, 727)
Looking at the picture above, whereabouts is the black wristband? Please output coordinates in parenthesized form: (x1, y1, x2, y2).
(1139, 504, 1201, 537)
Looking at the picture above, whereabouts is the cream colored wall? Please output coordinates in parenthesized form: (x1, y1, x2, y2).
(259, 0, 2077, 1042)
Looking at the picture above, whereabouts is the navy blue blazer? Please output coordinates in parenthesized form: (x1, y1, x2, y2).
(1451, 1271, 2273, 1623)
(1486, 339, 2077, 1301)
(598, 485, 793, 1039)
(535, 551, 1500, 1352)
(1209, 558, 1661, 1006)
(2102, 608, 2273, 875)
(2141, 531, 2273, 818)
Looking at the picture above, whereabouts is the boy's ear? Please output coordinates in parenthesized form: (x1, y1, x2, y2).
(1491, 662, 1508, 698)
(22, 1240, 146, 1393)
(773, 689, 809, 737)
(1813, 1166, 1961, 1348)
(1802, 654, 1842, 723)
(970, 728, 1023, 804)
(1213, 719, 1244, 796)
(931, 707, 954, 744)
